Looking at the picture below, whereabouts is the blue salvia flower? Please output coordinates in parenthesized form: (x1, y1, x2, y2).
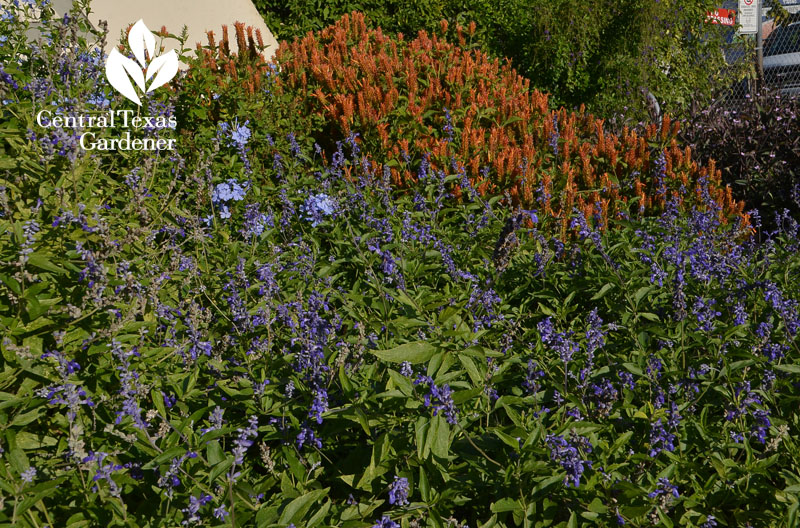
(200, 406, 225, 435)
(388, 476, 409, 505)
(589, 378, 618, 417)
(649, 418, 676, 457)
(213, 504, 229, 521)
(646, 355, 663, 379)
(692, 297, 721, 332)
(666, 401, 682, 428)
(287, 132, 302, 158)
(162, 392, 176, 409)
(652, 151, 668, 201)
(442, 107, 454, 142)
(0, 63, 19, 89)
(228, 415, 258, 481)
(182, 493, 212, 525)
(38, 350, 95, 421)
(762, 342, 787, 362)
(372, 516, 400, 528)
(619, 370, 635, 390)
(309, 388, 328, 424)
(366, 238, 406, 289)
(648, 477, 679, 499)
(400, 361, 413, 377)
(253, 378, 270, 395)
(414, 375, 459, 424)
(241, 203, 273, 238)
(20, 466, 36, 484)
(546, 433, 593, 487)
(84, 451, 126, 497)
(466, 282, 504, 331)
(184, 317, 212, 363)
(585, 308, 606, 357)
(701, 515, 718, 527)
(538, 317, 578, 364)
(296, 425, 322, 450)
(19, 219, 39, 264)
(156, 451, 197, 499)
(751, 408, 771, 444)
(523, 360, 545, 394)
(549, 113, 559, 157)
(755, 321, 773, 340)
(732, 302, 748, 326)
(345, 131, 361, 157)
(109, 340, 148, 430)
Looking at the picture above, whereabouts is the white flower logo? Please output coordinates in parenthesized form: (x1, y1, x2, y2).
(105, 20, 179, 106)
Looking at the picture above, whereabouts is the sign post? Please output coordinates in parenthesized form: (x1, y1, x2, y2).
(755, 0, 763, 85)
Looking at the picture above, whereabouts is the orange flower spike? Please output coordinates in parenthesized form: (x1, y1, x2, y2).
(470, 157, 480, 177)
(725, 186, 733, 210)
(707, 159, 716, 183)
(584, 202, 594, 224)
(660, 113, 671, 142)
(522, 180, 534, 206)
(234, 23, 249, 57)
(596, 121, 605, 153)
(601, 198, 610, 229)
(671, 119, 680, 138)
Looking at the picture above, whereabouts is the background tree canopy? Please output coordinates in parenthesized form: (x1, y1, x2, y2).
(256, 0, 753, 118)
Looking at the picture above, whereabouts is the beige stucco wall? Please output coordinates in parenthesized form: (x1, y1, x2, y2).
(33, 0, 278, 64)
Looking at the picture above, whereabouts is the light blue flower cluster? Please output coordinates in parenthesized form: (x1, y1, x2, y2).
(300, 193, 337, 227)
(210, 179, 248, 220)
(218, 118, 251, 149)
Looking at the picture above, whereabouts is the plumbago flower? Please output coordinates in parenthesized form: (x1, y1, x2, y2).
(300, 193, 337, 226)
(210, 179, 248, 220)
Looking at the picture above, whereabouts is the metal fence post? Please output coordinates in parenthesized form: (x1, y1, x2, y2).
(756, 0, 764, 86)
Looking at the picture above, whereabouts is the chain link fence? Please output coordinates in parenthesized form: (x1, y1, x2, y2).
(715, 2, 800, 103)
(718, 32, 758, 103)
(763, 14, 800, 95)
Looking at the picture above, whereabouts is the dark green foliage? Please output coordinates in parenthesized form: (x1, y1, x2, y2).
(256, 0, 751, 118)
(679, 89, 800, 230)
(2, 2, 800, 528)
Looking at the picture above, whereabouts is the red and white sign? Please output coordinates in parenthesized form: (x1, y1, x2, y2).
(706, 8, 737, 25)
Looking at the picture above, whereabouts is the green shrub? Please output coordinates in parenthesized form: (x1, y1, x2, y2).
(2, 2, 799, 528)
(256, 0, 751, 119)
(271, 12, 749, 235)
